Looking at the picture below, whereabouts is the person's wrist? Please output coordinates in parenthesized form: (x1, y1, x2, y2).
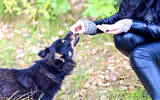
(116, 19, 133, 33)
(81, 20, 97, 35)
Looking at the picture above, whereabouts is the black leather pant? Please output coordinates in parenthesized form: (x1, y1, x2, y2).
(114, 32, 160, 100)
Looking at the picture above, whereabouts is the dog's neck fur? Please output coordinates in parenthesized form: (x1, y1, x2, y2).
(35, 57, 76, 99)
(35, 57, 76, 75)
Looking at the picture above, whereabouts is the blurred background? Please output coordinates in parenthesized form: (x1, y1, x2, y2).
(0, 0, 151, 100)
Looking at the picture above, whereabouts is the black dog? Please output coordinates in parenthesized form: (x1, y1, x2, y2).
(0, 31, 79, 100)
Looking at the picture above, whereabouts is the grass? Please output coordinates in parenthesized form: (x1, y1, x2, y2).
(0, 17, 152, 100)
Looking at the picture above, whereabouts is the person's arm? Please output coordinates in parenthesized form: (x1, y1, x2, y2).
(130, 20, 160, 39)
(93, 13, 121, 34)
(93, 13, 121, 25)
(97, 19, 160, 40)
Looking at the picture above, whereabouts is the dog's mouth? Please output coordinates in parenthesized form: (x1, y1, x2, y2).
(73, 34, 80, 47)
(64, 31, 80, 48)
(70, 33, 80, 49)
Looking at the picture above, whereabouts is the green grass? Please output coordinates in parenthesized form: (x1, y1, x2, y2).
(0, 18, 151, 100)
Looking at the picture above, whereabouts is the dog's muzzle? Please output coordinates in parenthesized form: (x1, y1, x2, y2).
(64, 31, 80, 47)
(73, 34, 79, 47)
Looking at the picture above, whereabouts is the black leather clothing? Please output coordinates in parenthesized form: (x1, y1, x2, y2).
(94, 13, 121, 25)
(93, 13, 160, 100)
(114, 32, 160, 100)
(130, 20, 160, 39)
(93, 13, 121, 33)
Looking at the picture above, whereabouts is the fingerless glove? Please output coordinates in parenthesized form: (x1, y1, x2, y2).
(81, 20, 97, 35)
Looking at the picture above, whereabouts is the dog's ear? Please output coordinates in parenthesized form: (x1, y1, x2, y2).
(17, 74, 33, 88)
(38, 47, 50, 58)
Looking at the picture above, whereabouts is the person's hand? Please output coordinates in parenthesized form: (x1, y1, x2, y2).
(70, 20, 85, 34)
(97, 19, 132, 34)
(97, 24, 122, 34)
(70, 20, 97, 35)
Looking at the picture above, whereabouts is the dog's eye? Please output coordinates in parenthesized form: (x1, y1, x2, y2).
(61, 40, 65, 43)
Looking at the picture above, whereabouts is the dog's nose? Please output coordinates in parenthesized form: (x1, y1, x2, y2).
(68, 31, 74, 35)
(64, 31, 73, 41)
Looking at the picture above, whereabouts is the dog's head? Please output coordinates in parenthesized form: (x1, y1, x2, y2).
(38, 31, 79, 62)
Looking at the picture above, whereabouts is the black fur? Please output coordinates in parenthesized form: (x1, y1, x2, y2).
(0, 32, 77, 100)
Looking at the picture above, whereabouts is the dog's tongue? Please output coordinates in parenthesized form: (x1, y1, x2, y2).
(74, 35, 79, 47)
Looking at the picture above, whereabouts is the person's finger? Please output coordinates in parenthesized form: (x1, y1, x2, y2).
(97, 24, 111, 29)
(96, 25, 108, 32)
(77, 28, 85, 34)
(70, 25, 76, 33)
(97, 24, 121, 34)
(75, 21, 85, 34)
(70, 20, 83, 34)
(102, 24, 119, 31)
(97, 24, 122, 34)
(70, 24, 77, 33)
